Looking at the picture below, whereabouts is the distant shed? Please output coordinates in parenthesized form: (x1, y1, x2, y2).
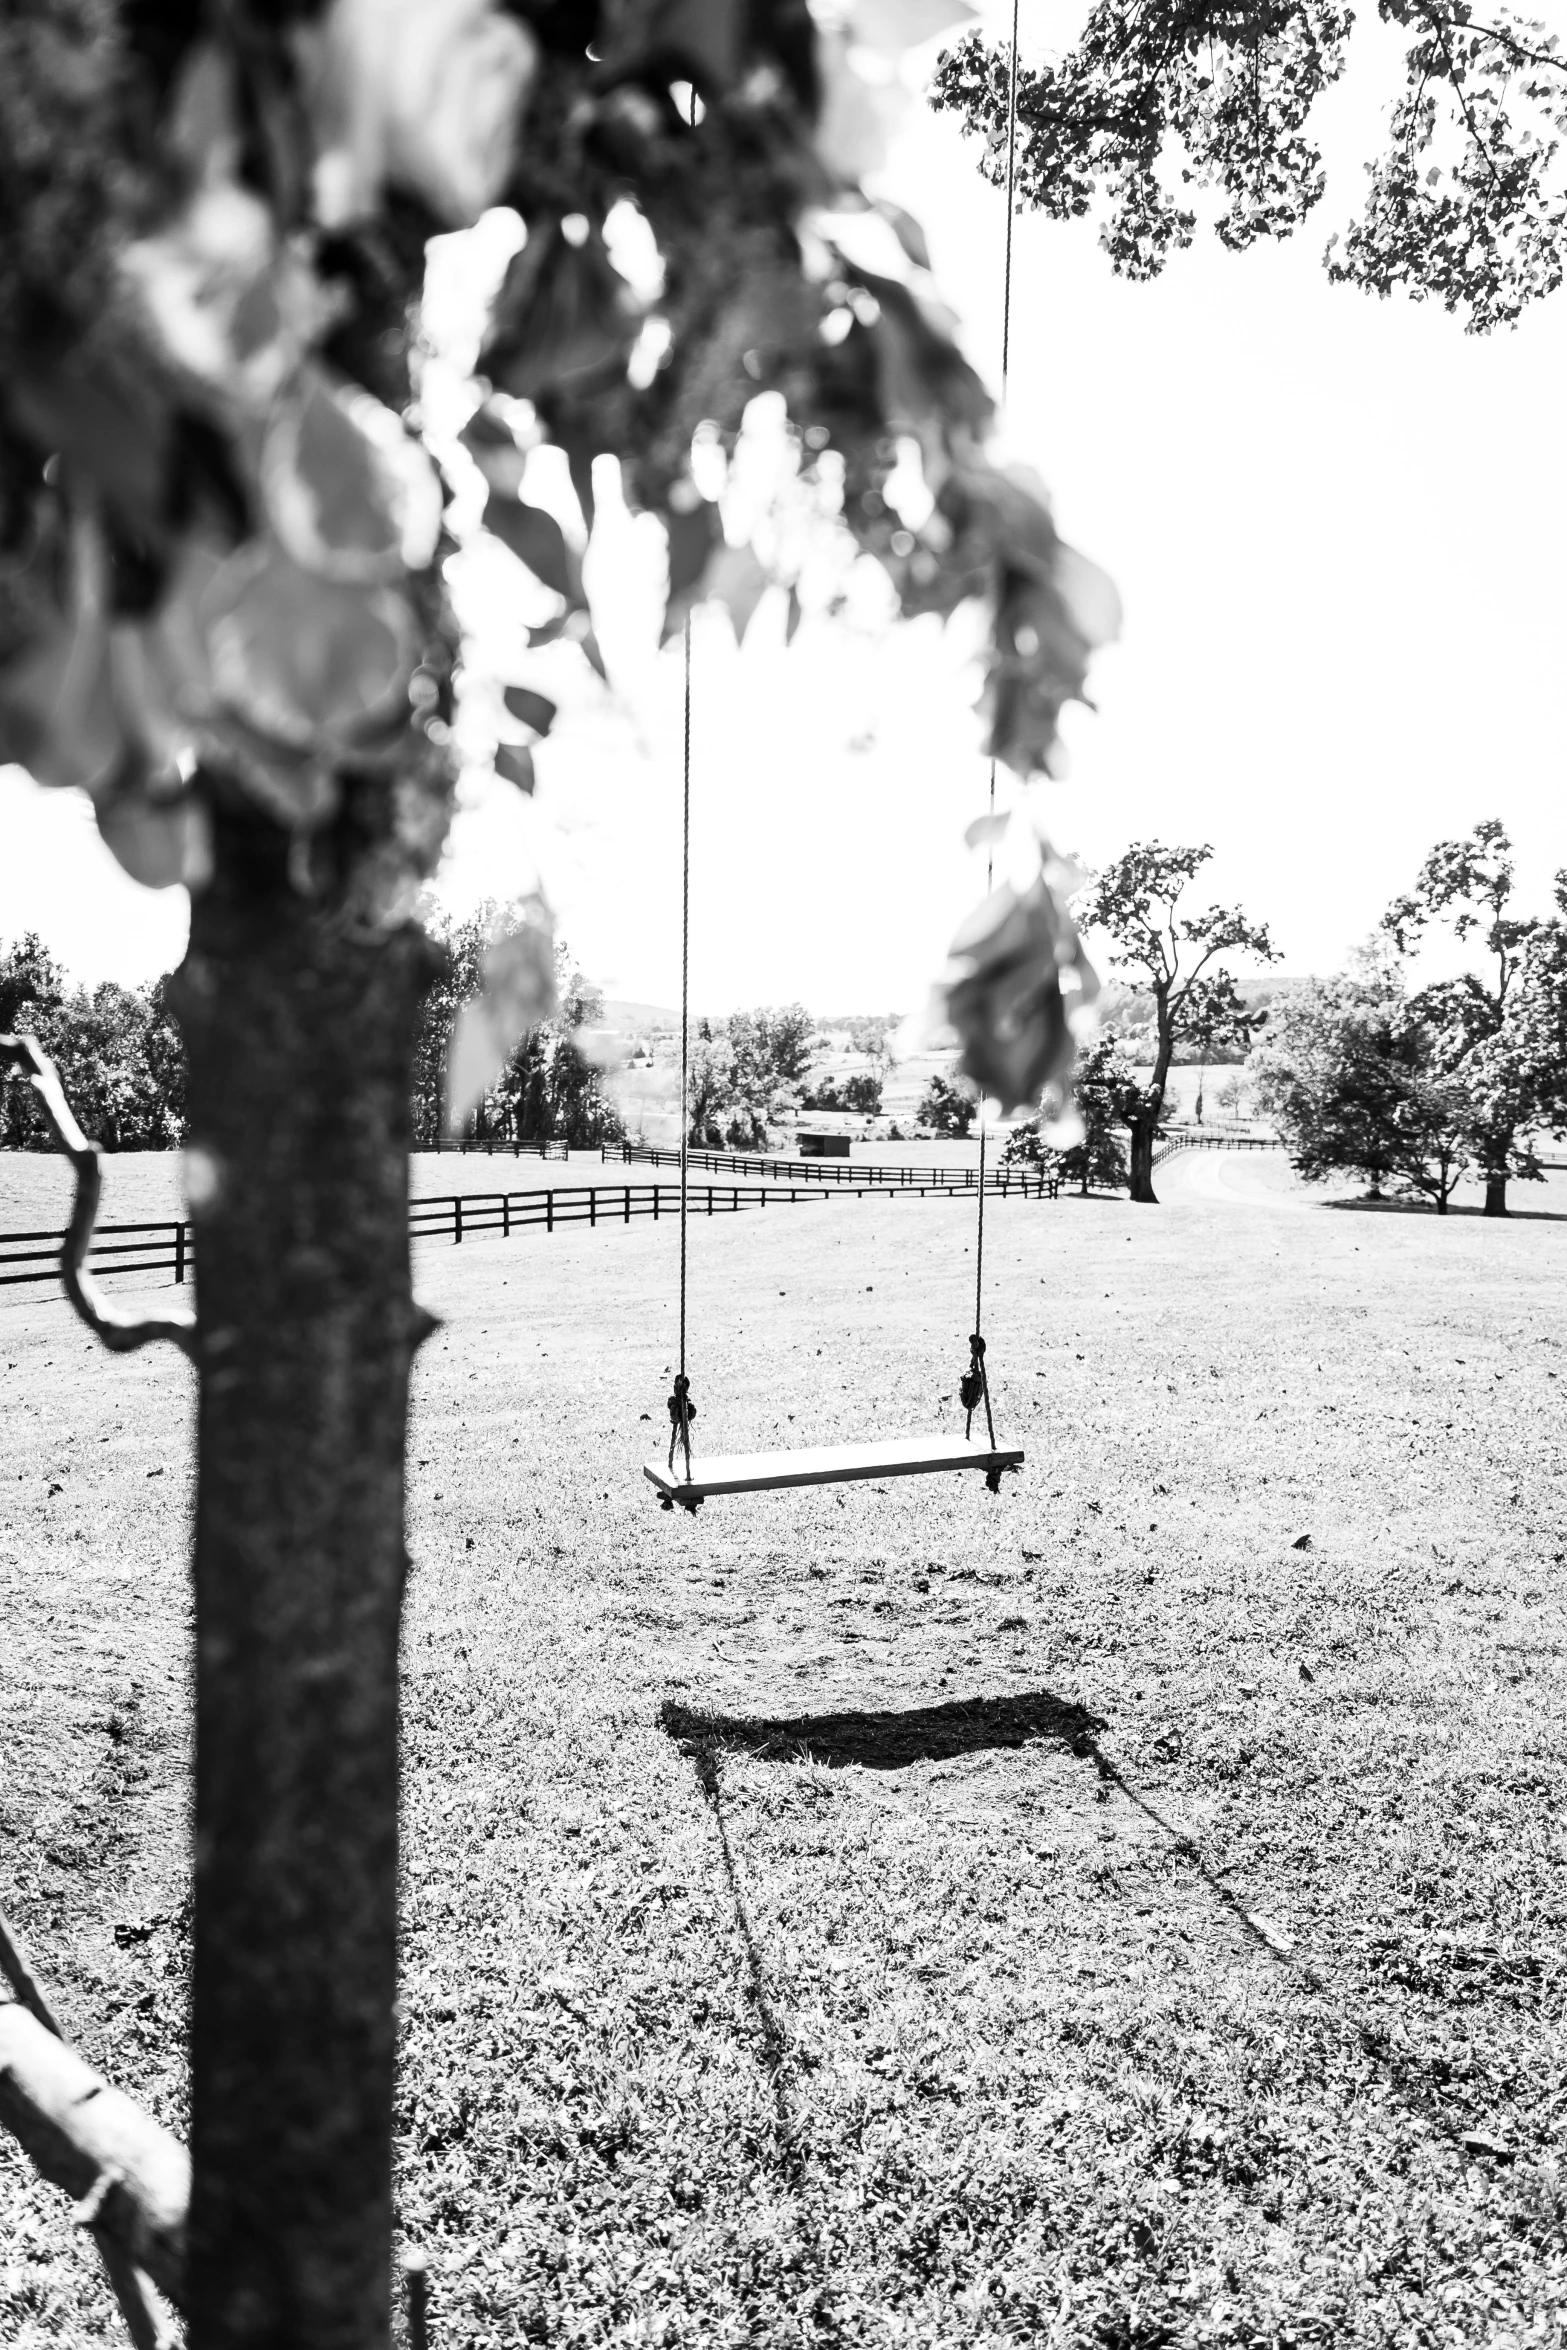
(798, 1132, 851, 1158)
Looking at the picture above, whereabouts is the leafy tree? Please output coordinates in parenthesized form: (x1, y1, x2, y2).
(919, 1068, 978, 1137)
(1003, 1027, 1139, 1193)
(1250, 945, 1473, 1210)
(0, 4, 1115, 2333)
(933, 1, 1567, 333)
(1080, 844, 1277, 1202)
(1383, 819, 1567, 1215)
(805, 1071, 884, 1113)
(412, 903, 622, 1147)
(0, 929, 64, 1032)
(0, 949, 187, 1148)
(681, 1004, 814, 1146)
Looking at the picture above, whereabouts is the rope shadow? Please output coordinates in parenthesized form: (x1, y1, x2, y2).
(1073, 1732, 1497, 2168)
(660, 1688, 1107, 1773)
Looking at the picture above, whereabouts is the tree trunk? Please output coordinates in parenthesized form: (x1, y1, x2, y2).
(173, 814, 431, 2349)
(1128, 1115, 1158, 1204)
(1483, 1170, 1509, 1216)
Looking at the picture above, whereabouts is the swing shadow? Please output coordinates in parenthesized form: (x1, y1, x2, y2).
(659, 1687, 1106, 1772)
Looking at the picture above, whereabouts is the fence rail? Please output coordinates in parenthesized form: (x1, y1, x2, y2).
(607, 1140, 994, 1190)
(418, 1136, 569, 1158)
(1152, 1132, 1280, 1170)
(0, 1170, 1057, 1292)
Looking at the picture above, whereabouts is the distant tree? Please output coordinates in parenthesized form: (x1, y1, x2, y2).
(1383, 821, 1567, 1216)
(685, 1037, 731, 1150)
(919, 1069, 978, 1138)
(1081, 844, 1277, 1203)
(1251, 946, 1473, 1211)
(0, 931, 65, 1033)
(932, 3, 1567, 336)
(410, 904, 488, 1147)
(1004, 1028, 1139, 1194)
(0, 950, 186, 1150)
(683, 1004, 815, 1147)
(805, 1072, 884, 1114)
(410, 902, 621, 1148)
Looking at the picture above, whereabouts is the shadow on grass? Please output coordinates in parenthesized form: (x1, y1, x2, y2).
(1322, 1195, 1567, 1224)
(660, 1687, 1107, 1772)
(1077, 1733, 1495, 2169)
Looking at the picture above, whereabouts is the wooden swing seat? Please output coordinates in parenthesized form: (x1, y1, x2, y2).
(644, 1434, 1023, 1508)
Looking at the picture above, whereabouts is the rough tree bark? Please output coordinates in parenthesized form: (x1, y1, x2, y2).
(172, 807, 433, 2349)
(1128, 989, 1173, 1205)
(1483, 1170, 1509, 1216)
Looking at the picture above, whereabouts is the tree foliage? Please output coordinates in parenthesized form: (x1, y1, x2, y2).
(1003, 1026, 1139, 1192)
(918, 1066, 978, 1136)
(1382, 819, 1567, 1212)
(0, 0, 1117, 1094)
(1079, 842, 1276, 1200)
(686, 1003, 814, 1145)
(932, 1, 1567, 331)
(804, 1070, 884, 1113)
(1250, 944, 1474, 1209)
(0, 933, 185, 1149)
(411, 900, 622, 1148)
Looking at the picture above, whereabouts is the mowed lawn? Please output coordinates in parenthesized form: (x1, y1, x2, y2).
(2, 1153, 1565, 2346)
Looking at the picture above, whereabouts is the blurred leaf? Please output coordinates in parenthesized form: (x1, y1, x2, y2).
(785, 586, 803, 644)
(459, 406, 527, 497)
(0, 514, 123, 797)
(9, 347, 173, 550)
(933, 857, 1097, 1114)
(659, 497, 721, 643)
(494, 742, 536, 794)
(502, 684, 557, 737)
(875, 200, 933, 273)
(599, 0, 743, 90)
(204, 541, 419, 768)
(95, 764, 211, 890)
(262, 366, 443, 583)
(446, 901, 557, 1132)
(705, 541, 769, 644)
(484, 492, 576, 599)
(483, 221, 638, 406)
(666, 497, 719, 588)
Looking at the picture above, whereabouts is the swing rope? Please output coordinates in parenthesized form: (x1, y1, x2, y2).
(669, 612, 696, 1480)
(660, 35, 1021, 1491)
(964, 0, 1020, 1454)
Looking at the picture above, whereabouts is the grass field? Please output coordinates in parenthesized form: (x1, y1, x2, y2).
(2, 1151, 1565, 2347)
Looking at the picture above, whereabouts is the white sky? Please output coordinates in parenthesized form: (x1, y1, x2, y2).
(4, 7, 1564, 1015)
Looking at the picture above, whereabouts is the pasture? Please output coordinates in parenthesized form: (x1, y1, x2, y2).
(2, 1152, 1564, 2346)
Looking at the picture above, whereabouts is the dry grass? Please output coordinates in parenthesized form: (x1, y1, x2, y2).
(2, 1154, 1565, 2347)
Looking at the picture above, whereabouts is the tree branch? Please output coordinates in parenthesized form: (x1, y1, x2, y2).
(0, 1036, 196, 1360)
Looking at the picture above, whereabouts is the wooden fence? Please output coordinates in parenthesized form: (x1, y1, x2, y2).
(608, 1140, 994, 1190)
(1151, 1132, 1280, 1171)
(418, 1136, 569, 1158)
(0, 1169, 1058, 1292)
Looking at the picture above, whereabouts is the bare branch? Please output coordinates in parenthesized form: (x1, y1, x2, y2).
(0, 1035, 196, 1360)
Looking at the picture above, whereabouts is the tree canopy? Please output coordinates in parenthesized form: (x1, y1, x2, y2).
(1250, 942, 1474, 1209)
(1079, 841, 1276, 1199)
(932, 2, 1567, 333)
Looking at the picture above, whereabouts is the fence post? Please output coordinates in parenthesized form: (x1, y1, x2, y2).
(454, 1196, 463, 1245)
(175, 1221, 187, 1285)
(624, 1186, 630, 1224)
(590, 1190, 597, 1227)
(547, 1190, 554, 1233)
(502, 1195, 510, 1238)
(706, 1187, 713, 1216)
